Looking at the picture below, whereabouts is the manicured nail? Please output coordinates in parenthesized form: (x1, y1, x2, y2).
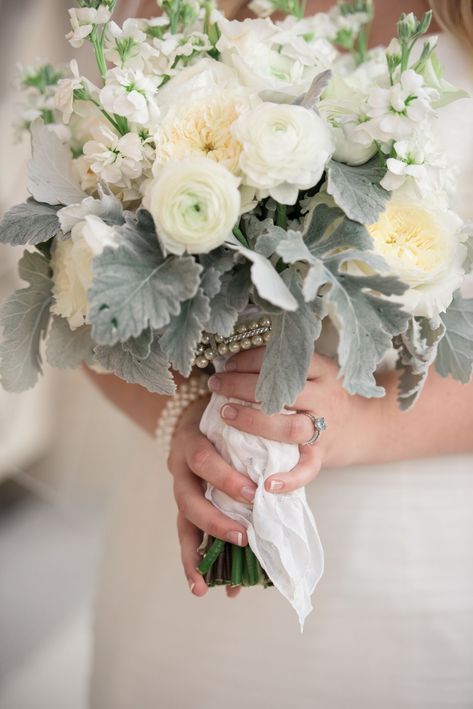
(225, 360, 237, 372)
(227, 531, 244, 546)
(241, 486, 256, 502)
(188, 579, 196, 594)
(221, 404, 238, 420)
(208, 375, 221, 392)
(269, 480, 284, 492)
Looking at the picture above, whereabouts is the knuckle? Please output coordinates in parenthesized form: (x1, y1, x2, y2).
(207, 518, 223, 539)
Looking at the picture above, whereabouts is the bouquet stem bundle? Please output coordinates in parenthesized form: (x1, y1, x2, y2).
(198, 537, 273, 588)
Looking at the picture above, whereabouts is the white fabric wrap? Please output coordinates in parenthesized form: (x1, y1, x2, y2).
(199, 358, 324, 630)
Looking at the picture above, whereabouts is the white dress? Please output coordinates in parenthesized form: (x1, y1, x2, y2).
(90, 35, 473, 709)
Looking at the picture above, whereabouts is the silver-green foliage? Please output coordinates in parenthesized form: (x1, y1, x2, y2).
(0, 251, 52, 391)
(46, 317, 94, 369)
(326, 158, 389, 225)
(436, 291, 473, 384)
(88, 210, 202, 346)
(275, 199, 410, 398)
(0, 200, 62, 246)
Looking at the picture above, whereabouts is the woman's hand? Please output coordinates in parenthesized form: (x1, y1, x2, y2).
(207, 348, 380, 494)
(168, 394, 253, 599)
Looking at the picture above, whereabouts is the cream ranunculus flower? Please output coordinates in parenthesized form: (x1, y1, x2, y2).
(232, 102, 334, 205)
(51, 215, 117, 329)
(147, 156, 241, 255)
(367, 196, 466, 318)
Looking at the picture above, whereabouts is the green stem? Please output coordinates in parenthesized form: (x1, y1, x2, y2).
(91, 28, 108, 82)
(275, 203, 288, 231)
(197, 538, 225, 575)
(232, 225, 249, 248)
(231, 545, 244, 587)
(244, 547, 258, 586)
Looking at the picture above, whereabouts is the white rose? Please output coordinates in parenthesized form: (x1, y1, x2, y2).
(232, 103, 334, 205)
(367, 195, 466, 318)
(146, 156, 241, 255)
(217, 17, 335, 102)
(51, 216, 117, 329)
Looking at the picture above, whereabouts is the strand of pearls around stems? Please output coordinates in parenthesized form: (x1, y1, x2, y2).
(194, 316, 272, 369)
(155, 374, 210, 457)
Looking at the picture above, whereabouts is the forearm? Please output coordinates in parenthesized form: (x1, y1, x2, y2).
(358, 370, 473, 466)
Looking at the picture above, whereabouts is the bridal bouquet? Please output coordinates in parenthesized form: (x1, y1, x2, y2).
(1, 0, 473, 627)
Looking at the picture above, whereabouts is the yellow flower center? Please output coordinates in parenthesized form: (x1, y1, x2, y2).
(157, 98, 243, 174)
(367, 202, 448, 274)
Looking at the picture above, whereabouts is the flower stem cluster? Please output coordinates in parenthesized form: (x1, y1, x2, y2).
(397, 10, 433, 72)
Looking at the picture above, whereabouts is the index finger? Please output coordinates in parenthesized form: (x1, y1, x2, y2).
(225, 348, 330, 380)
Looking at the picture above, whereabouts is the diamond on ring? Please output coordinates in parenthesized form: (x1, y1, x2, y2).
(297, 412, 327, 446)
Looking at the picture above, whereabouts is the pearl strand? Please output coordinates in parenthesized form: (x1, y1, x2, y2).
(155, 374, 210, 457)
(194, 316, 272, 369)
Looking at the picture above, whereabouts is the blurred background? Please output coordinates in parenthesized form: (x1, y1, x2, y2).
(0, 2, 157, 707)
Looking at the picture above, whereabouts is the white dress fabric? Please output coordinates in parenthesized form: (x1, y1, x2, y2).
(90, 34, 473, 709)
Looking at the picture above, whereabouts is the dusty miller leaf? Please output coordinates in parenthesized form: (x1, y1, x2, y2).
(160, 290, 211, 376)
(93, 339, 176, 395)
(122, 329, 154, 360)
(276, 200, 409, 398)
(0, 251, 52, 391)
(256, 269, 323, 414)
(27, 120, 86, 206)
(58, 190, 124, 233)
(0, 200, 62, 246)
(46, 317, 94, 369)
(436, 291, 473, 384)
(89, 210, 202, 346)
(394, 317, 445, 410)
(326, 158, 389, 225)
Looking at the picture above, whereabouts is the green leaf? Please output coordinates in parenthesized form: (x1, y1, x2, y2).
(122, 329, 154, 361)
(46, 317, 94, 369)
(27, 120, 86, 206)
(256, 269, 323, 414)
(0, 251, 52, 391)
(0, 200, 62, 246)
(200, 267, 222, 299)
(225, 266, 252, 311)
(276, 200, 409, 398)
(395, 317, 445, 410)
(88, 210, 202, 345)
(160, 290, 211, 376)
(94, 339, 176, 395)
(326, 158, 390, 225)
(206, 291, 239, 337)
(436, 291, 473, 384)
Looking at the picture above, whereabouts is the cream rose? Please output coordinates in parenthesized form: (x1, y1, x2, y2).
(232, 102, 334, 205)
(367, 196, 466, 318)
(147, 156, 241, 255)
(51, 216, 117, 329)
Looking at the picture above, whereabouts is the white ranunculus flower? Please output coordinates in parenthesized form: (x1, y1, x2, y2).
(66, 6, 111, 49)
(146, 156, 241, 255)
(100, 67, 161, 125)
(367, 195, 466, 318)
(51, 216, 117, 329)
(216, 17, 335, 102)
(232, 103, 334, 205)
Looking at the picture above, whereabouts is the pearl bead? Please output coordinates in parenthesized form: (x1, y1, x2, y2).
(196, 356, 209, 368)
(229, 342, 241, 353)
(205, 348, 217, 361)
(196, 344, 205, 354)
(236, 324, 247, 334)
(241, 338, 252, 350)
(201, 334, 211, 345)
(252, 335, 264, 347)
(259, 317, 271, 328)
(248, 320, 259, 331)
(215, 334, 224, 344)
(263, 332, 271, 343)
(218, 343, 229, 355)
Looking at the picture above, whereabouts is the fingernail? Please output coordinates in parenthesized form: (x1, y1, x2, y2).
(208, 375, 221, 392)
(222, 404, 238, 420)
(227, 531, 244, 546)
(241, 485, 256, 502)
(269, 480, 284, 492)
(188, 579, 196, 594)
(225, 360, 236, 372)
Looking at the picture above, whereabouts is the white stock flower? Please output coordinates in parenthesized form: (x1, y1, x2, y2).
(51, 215, 117, 329)
(364, 69, 439, 142)
(232, 102, 334, 204)
(66, 6, 111, 49)
(154, 59, 257, 174)
(100, 67, 160, 125)
(146, 156, 241, 255)
(83, 124, 145, 187)
(105, 19, 151, 70)
(217, 17, 335, 102)
(416, 40, 469, 108)
(54, 60, 84, 124)
(248, 0, 275, 18)
(381, 134, 451, 198)
(367, 195, 465, 318)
